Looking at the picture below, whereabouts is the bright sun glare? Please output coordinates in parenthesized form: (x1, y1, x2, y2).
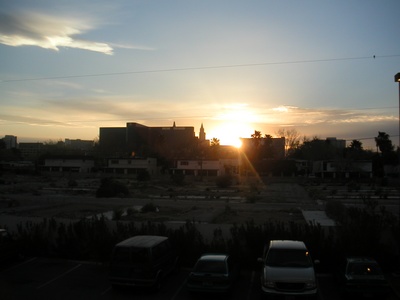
(208, 104, 257, 147)
(210, 122, 252, 148)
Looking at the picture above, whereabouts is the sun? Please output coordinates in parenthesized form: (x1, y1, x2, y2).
(206, 103, 257, 147)
(209, 122, 252, 148)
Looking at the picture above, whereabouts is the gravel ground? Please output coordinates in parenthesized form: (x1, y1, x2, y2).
(0, 174, 317, 226)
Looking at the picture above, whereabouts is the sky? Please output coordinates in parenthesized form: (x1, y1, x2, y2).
(1, 0, 400, 150)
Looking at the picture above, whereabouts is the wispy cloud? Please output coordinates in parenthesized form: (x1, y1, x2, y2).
(264, 105, 397, 127)
(0, 11, 113, 55)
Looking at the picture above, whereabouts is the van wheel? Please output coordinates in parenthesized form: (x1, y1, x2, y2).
(153, 277, 162, 292)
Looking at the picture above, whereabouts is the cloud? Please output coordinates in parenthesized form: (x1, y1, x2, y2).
(0, 11, 113, 55)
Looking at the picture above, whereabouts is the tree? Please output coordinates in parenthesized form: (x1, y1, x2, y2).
(348, 139, 363, 151)
(210, 138, 220, 159)
(276, 128, 301, 157)
(375, 132, 394, 153)
(374, 132, 398, 167)
(210, 138, 220, 147)
(251, 130, 262, 147)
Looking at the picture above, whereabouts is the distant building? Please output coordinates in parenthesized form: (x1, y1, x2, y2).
(198, 123, 209, 147)
(65, 139, 94, 151)
(19, 142, 44, 160)
(104, 157, 158, 175)
(41, 156, 95, 173)
(100, 122, 197, 158)
(3, 135, 17, 149)
(326, 137, 346, 149)
(172, 158, 238, 177)
(312, 160, 372, 178)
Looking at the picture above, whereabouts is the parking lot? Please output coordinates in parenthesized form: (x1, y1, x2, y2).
(1, 257, 398, 300)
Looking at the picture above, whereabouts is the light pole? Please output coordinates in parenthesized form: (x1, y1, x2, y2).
(396, 73, 400, 149)
(395, 73, 400, 254)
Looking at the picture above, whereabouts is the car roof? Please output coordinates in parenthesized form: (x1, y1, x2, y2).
(116, 235, 168, 248)
(269, 240, 307, 250)
(198, 254, 229, 262)
(346, 257, 378, 264)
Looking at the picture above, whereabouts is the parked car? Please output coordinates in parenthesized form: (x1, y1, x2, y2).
(0, 228, 21, 266)
(186, 253, 240, 294)
(335, 257, 390, 298)
(109, 235, 179, 290)
(258, 240, 318, 299)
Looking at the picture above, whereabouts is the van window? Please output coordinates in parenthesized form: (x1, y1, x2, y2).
(113, 247, 130, 263)
(152, 241, 169, 261)
(131, 247, 150, 263)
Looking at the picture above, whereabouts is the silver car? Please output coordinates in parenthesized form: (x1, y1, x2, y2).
(258, 240, 318, 299)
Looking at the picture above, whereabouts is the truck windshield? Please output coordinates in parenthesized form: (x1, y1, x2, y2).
(266, 249, 312, 268)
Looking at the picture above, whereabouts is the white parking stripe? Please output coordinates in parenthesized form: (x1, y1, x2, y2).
(171, 278, 187, 300)
(2, 257, 38, 272)
(36, 264, 81, 289)
(247, 270, 256, 300)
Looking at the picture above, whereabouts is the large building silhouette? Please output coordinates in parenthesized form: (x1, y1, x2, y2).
(100, 122, 199, 158)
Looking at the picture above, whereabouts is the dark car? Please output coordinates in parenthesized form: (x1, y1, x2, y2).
(109, 235, 179, 290)
(0, 228, 21, 266)
(186, 253, 240, 294)
(336, 257, 391, 298)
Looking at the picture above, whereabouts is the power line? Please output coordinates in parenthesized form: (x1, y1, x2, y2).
(1, 54, 399, 83)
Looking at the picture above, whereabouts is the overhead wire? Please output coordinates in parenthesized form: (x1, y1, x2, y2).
(1, 54, 400, 83)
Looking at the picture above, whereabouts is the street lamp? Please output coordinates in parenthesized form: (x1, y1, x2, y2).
(395, 73, 400, 253)
(396, 73, 400, 149)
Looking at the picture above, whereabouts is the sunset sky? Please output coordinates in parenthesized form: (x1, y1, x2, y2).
(1, 1, 400, 149)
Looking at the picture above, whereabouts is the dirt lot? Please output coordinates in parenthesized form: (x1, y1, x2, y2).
(0, 174, 317, 225)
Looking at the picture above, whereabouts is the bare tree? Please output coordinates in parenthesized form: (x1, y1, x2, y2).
(276, 128, 301, 157)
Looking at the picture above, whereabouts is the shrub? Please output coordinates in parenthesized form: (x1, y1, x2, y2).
(137, 169, 150, 181)
(216, 175, 232, 188)
(325, 200, 346, 223)
(171, 173, 185, 186)
(112, 208, 124, 220)
(141, 202, 158, 213)
(96, 178, 130, 198)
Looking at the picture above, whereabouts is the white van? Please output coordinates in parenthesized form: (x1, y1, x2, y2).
(109, 235, 178, 290)
(258, 240, 318, 299)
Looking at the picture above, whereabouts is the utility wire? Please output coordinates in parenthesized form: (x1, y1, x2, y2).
(1, 54, 399, 83)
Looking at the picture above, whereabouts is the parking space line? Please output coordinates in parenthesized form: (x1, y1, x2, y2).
(36, 263, 81, 289)
(2, 257, 38, 272)
(171, 278, 187, 300)
(247, 270, 256, 300)
(101, 286, 112, 295)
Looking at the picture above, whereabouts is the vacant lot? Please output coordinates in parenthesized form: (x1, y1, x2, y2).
(0, 174, 316, 225)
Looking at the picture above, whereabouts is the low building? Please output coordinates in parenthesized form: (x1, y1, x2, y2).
(312, 160, 372, 178)
(41, 156, 95, 173)
(172, 158, 238, 177)
(105, 157, 158, 176)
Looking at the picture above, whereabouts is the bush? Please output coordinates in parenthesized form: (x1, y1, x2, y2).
(112, 208, 124, 220)
(96, 178, 130, 198)
(216, 174, 232, 188)
(141, 202, 158, 213)
(137, 169, 150, 181)
(325, 200, 346, 223)
(171, 173, 185, 186)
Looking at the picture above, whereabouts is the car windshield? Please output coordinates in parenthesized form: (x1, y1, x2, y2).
(194, 260, 227, 274)
(265, 249, 312, 268)
(348, 263, 382, 276)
